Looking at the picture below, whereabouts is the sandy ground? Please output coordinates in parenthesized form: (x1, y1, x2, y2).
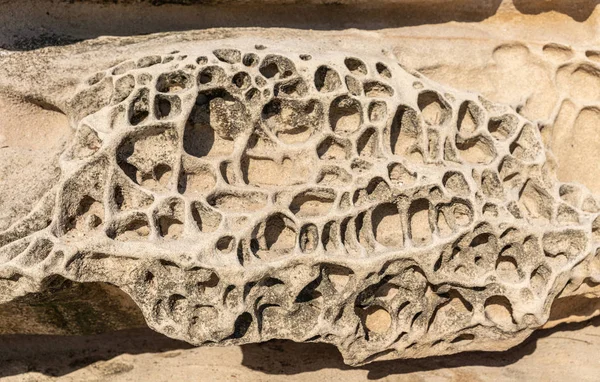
(0, 317, 599, 381)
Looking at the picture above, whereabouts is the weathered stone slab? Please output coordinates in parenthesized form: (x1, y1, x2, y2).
(1, 37, 599, 365)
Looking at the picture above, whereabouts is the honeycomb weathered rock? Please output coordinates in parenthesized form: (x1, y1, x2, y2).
(1, 44, 600, 365)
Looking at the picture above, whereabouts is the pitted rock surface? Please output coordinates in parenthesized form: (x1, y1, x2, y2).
(1, 44, 600, 365)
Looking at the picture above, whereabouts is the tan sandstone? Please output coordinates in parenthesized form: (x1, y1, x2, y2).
(0, 0, 599, 379)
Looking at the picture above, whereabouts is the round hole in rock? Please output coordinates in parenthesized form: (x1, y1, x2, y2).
(156, 71, 190, 93)
(484, 295, 515, 327)
(216, 236, 235, 253)
(344, 57, 367, 75)
(232, 72, 251, 89)
(314, 65, 341, 92)
(329, 96, 362, 134)
(363, 306, 391, 334)
(372, 203, 403, 247)
(417, 90, 450, 126)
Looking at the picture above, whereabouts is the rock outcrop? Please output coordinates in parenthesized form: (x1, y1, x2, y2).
(1, 40, 600, 365)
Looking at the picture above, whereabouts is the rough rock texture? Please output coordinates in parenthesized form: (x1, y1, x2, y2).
(2, 37, 600, 365)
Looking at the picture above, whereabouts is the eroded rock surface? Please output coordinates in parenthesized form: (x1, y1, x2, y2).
(1, 42, 600, 365)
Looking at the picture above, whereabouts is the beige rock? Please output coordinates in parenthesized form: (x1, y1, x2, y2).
(1, 0, 600, 371)
(0, 34, 599, 366)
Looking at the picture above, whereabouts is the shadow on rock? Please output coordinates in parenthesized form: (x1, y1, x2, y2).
(240, 316, 600, 379)
(512, 0, 599, 22)
(0, 314, 598, 379)
(0, 328, 193, 378)
(1, 0, 504, 50)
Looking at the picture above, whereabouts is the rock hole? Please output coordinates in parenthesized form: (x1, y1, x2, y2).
(208, 190, 268, 212)
(264, 214, 296, 251)
(178, 163, 216, 196)
(321, 221, 338, 252)
(65, 195, 104, 235)
(242, 155, 311, 187)
(155, 94, 181, 120)
(198, 66, 226, 86)
(216, 236, 235, 253)
(113, 74, 135, 103)
(488, 114, 518, 140)
(344, 57, 367, 75)
(364, 81, 394, 97)
(110, 216, 150, 241)
(156, 71, 190, 93)
(138, 163, 172, 191)
(129, 88, 150, 125)
(314, 65, 341, 92)
(357, 128, 378, 158)
(363, 306, 392, 335)
(374, 283, 399, 300)
(409, 199, 432, 246)
(213, 49, 241, 64)
(259, 55, 296, 79)
(329, 96, 362, 134)
(290, 189, 336, 217)
(388, 162, 416, 187)
(484, 296, 515, 327)
(496, 247, 520, 282)
(481, 169, 504, 199)
(518, 180, 553, 221)
(167, 294, 187, 317)
(443, 171, 470, 195)
(299, 224, 319, 253)
(530, 264, 551, 294)
(457, 101, 482, 134)
(112, 61, 135, 75)
(376, 62, 391, 78)
(262, 98, 321, 144)
(509, 124, 542, 162)
(368, 101, 387, 123)
(191, 201, 222, 232)
(183, 89, 242, 158)
(390, 105, 420, 156)
(230, 312, 253, 339)
(316, 166, 352, 187)
(345, 75, 362, 96)
(450, 333, 474, 344)
(242, 53, 259, 67)
(137, 55, 162, 68)
(372, 203, 403, 247)
(144, 271, 155, 284)
(456, 135, 496, 164)
(436, 210, 452, 236)
(232, 72, 251, 90)
(326, 265, 352, 292)
(274, 78, 308, 97)
(452, 201, 473, 227)
(158, 216, 183, 239)
(317, 136, 350, 160)
(418, 91, 450, 126)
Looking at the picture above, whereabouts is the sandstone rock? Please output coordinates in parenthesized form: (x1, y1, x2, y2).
(1, 37, 600, 366)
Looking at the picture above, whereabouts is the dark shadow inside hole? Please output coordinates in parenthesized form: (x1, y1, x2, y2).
(265, 214, 289, 250)
(156, 96, 171, 118)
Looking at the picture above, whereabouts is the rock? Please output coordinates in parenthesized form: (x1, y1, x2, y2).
(1, 37, 600, 366)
